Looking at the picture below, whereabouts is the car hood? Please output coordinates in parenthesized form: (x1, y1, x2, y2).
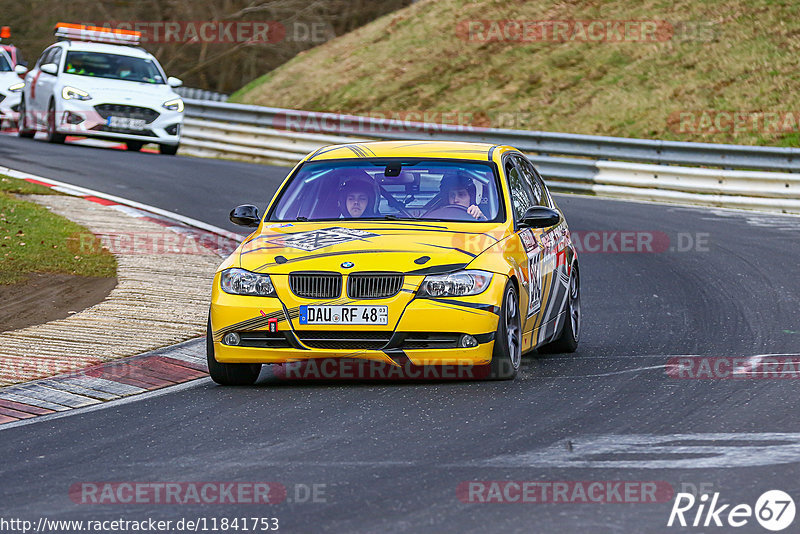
(0, 71, 22, 91)
(61, 74, 179, 104)
(237, 221, 503, 275)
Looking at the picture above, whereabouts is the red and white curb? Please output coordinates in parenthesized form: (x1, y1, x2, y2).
(0, 165, 249, 426)
(0, 338, 208, 425)
(0, 166, 244, 257)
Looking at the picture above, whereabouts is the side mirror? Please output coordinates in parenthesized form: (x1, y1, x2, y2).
(167, 76, 183, 88)
(40, 63, 58, 76)
(230, 205, 261, 228)
(519, 206, 561, 229)
(14, 64, 27, 77)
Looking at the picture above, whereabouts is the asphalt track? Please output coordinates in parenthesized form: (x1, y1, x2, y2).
(2, 135, 800, 533)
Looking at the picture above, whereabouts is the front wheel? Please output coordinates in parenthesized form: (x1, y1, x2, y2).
(45, 101, 66, 144)
(18, 99, 35, 138)
(206, 317, 262, 386)
(159, 143, 179, 155)
(489, 281, 522, 380)
(126, 141, 144, 152)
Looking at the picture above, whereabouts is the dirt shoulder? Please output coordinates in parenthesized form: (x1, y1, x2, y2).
(0, 274, 116, 333)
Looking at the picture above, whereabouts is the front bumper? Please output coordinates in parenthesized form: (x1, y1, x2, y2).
(0, 91, 21, 125)
(56, 99, 182, 144)
(209, 273, 506, 367)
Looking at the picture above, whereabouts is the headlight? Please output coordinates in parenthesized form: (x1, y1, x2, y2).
(7, 82, 24, 93)
(61, 86, 91, 101)
(417, 270, 493, 297)
(220, 268, 275, 297)
(162, 98, 184, 112)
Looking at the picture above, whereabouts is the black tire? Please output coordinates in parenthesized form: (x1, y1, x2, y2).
(159, 143, 179, 155)
(540, 265, 581, 353)
(126, 141, 144, 152)
(206, 317, 261, 386)
(18, 99, 35, 138)
(45, 101, 66, 144)
(489, 281, 522, 380)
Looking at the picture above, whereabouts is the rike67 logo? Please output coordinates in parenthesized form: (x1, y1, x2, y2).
(668, 490, 795, 531)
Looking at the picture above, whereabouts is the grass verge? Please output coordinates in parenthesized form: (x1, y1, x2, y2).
(231, 0, 800, 146)
(0, 175, 117, 285)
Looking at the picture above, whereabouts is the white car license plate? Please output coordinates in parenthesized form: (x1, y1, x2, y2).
(108, 116, 146, 130)
(299, 305, 388, 325)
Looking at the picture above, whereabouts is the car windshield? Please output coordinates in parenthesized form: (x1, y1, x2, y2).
(0, 53, 11, 72)
(63, 51, 164, 84)
(269, 160, 503, 222)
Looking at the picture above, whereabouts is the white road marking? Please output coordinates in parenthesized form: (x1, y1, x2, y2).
(0, 165, 244, 240)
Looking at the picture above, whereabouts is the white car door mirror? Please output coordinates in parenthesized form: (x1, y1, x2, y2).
(167, 76, 183, 88)
(14, 64, 28, 77)
(40, 63, 58, 76)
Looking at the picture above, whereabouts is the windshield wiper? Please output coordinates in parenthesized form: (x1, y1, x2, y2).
(296, 216, 308, 221)
(383, 214, 416, 220)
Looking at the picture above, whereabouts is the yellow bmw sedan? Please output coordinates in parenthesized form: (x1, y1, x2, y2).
(208, 141, 580, 384)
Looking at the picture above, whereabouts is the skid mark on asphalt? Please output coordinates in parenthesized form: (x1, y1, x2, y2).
(470, 433, 800, 469)
(541, 364, 667, 378)
(130, 433, 800, 470)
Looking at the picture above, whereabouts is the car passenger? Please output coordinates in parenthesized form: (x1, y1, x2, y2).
(338, 173, 379, 218)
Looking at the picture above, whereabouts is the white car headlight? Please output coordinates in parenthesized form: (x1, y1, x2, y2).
(62, 86, 91, 101)
(162, 98, 184, 112)
(220, 268, 275, 297)
(7, 82, 24, 93)
(418, 270, 493, 298)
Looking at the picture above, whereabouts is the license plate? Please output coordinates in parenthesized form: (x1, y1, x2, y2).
(299, 305, 388, 325)
(107, 116, 146, 130)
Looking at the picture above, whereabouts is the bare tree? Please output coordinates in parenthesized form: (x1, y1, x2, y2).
(4, 0, 412, 93)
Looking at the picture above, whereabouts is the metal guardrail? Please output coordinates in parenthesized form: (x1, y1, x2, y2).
(180, 99, 800, 214)
(184, 99, 800, 172)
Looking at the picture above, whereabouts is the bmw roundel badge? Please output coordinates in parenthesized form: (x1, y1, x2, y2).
(341, 261, 354, 269)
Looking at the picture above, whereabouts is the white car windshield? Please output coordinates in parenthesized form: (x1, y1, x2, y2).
(63, 51, 164, 84)
(0, 53, 11, 72)
(269, 160, 503, 222)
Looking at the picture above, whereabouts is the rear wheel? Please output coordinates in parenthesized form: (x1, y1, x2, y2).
(18, 99, 35, 138)
(45, 101, 66, 144)
(489, 281, 522, 380)
(206, 317, 261, 386)
(159, 143, 179, 155)
(126, 141, 144, 152)
(540, 265, 581, 353)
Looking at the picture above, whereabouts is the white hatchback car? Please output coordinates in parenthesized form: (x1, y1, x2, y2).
(18, 24, 184, 154)
(0, 48, 24, 129)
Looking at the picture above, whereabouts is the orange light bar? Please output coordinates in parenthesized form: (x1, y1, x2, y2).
(0, 26, 10, 39)
(54, 22, 141, 46)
